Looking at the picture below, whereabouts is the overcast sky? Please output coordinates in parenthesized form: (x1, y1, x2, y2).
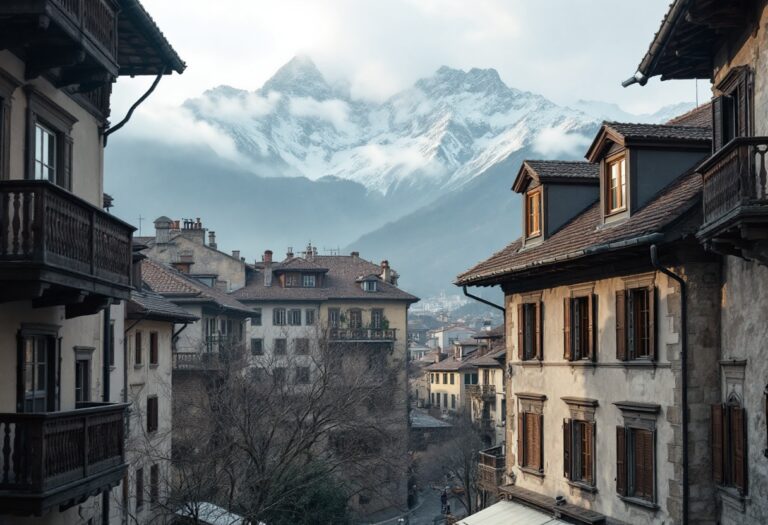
(112, 0, 704, 119)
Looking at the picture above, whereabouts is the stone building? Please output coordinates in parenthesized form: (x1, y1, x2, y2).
(457, 110, 722, 524)
(623, 1, 768, 523)
(0, 1, 182, 523)
(230, 247, 419, 519)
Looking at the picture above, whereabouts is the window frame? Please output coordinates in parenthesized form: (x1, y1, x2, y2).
(525, 189, 542, 239)
(305, 308, 316, 325)
(605, 154, 627, 216)
(149, 332, 159, 366)
(564, 294, 596, 362)
(25, 88, 77, 190)
(149, 464, 160, 505)
(134, 331, 143, 366)
(252, 308, 262, 326)
(348, 308, 363, 329)
(328, 308, 340, 328)
(294, 338, 309, 355)
(302, 274, 316, 288)
(0, 71, 19, 181)
(273, 338, 287, 355)
(17, 324, 60, 413)
(147, 396, 159, 433)
(287, 308, 302, 326)
(616, 286, 656, 362)
(295, 366, 310, 384)
(250, 338, 263, 356)
(562, 397, 598, 490)
(615, 402, 659, 508)
(712, 396, 748, 494)
(517, 301, 543, 361)
(273, 308, 286, 326)
(363, 279, 378, 292)
(135, 467, 144, 510)
(517, 408, 544, 474)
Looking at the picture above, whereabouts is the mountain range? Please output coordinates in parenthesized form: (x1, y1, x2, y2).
(105, 56, 693, 302)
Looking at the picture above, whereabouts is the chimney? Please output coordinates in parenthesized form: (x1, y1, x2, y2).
(179, 217, 206, 244)
(232, 250, 240, 259)
(381, 260, 391, 283)
(286, 247, 294, 259)
(154, 216, 173, 244)
(208, 231, 217, 249)
(264, 249, 273, 287)
(351, 251, 359, 259)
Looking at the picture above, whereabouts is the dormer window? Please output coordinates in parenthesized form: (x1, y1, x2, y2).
(302, 274, 316, 288)
(285, 273, 299, 287)
(607, 155, 626, 214)
(363, 280, 378, 292)
(525, 190, 542, 238)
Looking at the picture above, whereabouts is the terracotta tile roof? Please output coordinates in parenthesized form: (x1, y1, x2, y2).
(456, 169, 702, 286)
(524, 161, 599, 181)
(666, 102, 712, 128)
(127, 288, 200, 322)
(472, 348, 506, 367)
(274, 257, 328, 272)
(141, 259, 254, 315)
(425, 356, 478, 372)
(232, 255, 419, 303)
(604, 122, 711, 142)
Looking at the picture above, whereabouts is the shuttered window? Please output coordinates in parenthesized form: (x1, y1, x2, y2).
(147, 396, 158, 433)
(518, 411, 544, 472)
(712, 67, 753, 152)
(616, 287, 656, 361)
(564, 295, 596, 361)
(616, 426, 655, 502)
(712, 402, 748, 493)
(517, 302, 543, 361)
(564, 419, 595, 485)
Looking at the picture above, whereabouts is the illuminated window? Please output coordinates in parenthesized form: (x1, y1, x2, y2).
(526, 190, 542, 238)
(607, 156, 627, 213)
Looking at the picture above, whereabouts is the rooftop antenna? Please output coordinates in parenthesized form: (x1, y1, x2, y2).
(136, 215, 144, 236)
(695, 79, 699, 107)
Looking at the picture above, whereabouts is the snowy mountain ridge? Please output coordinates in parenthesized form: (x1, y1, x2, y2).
(184, 56, 692, 198)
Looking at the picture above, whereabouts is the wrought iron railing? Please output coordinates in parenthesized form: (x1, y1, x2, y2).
(466, 384, 496, 400)
(329, 328, 396, 341)
(0, 403, 127, 495)
(0, 180, 133, 287)
(699, 137, 768, 226)
(172, 352, 221, 370)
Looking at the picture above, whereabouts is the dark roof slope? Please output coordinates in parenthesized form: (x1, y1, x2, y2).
(274, 257, 328, 272)
(456, 169, 702, 286)
(117, 0, 186, 75)
(232, 255, 419, 302)
(127, 289, 200, 322)
(524, 160, 599, 180)
(666, 102, 712, 128)
(604, 122, 711, 142)
(142, 259, 254, 315)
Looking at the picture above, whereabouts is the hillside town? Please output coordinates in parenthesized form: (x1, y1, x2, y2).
(1, 1, 768, 525)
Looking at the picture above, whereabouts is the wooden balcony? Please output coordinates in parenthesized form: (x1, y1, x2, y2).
(0, 0, 119, 88)
(477, 445, 505, 492)
(467, 384, 496, 401)
(698, 137, 768, 262)
(328, 328, 396, 343)
(173, 352, 222, 371)
(0, 402, 128, 516)
(0, 181, 134, 316)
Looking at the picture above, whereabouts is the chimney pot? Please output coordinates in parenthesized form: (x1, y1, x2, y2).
(264, 250, 273, 264)
(232, 250, 240, 259)
(208, 231, 217, 249)
(286, 247, 294, 259)
(351, 251, 359, 258)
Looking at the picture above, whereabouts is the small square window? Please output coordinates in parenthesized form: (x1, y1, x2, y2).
(274, 339, 287, 355)
(363, 280, 378, 292)
(250, 338, 263, 356)
(252, 308, 262, 326)
(295, 366, 310, 384)
(305, 309, 316, 325)
(302, 274, 316, 287)
(295, 338, 309, 355)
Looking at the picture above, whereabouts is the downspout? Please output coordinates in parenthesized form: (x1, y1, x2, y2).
(103, 67, 166, 146)
(650, 244, 688, 524)
(462, 286, 506, 322)
(102, 307, 111, 525)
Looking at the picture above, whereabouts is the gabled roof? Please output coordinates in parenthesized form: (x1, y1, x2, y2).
(142, 259, 254, 315)
(472, 348, 506, 367)
(512, 161, 599, 193)
(425, 355, 478, 372)
(624, 0, 716, 85)
(456, 169, 702, 287)
(585, 121, 711, 162)
(273, 257, 329, 273)
(666, 102, 712, 128)
(127, 288, 200, 323)
(117, 0, 186, 75)
(232, 255, 419, 303)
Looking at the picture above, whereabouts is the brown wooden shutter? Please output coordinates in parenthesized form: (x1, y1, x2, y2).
(517, 412, 524, 466)
(712, 95, 724, 152)
(588, 293, 596, 361)
(616, 426, 627, 496)
(537, 413, 544, 471)
(648, 286, 656, 361)
(563, 298, 572, 361)
(737, 71, 750, 138)
(732, 406, 748, 493)
(517, 305, 524, 361)
(639, 429, 655, 500)
(62, 134, 73, 190)
(535, 302, 543, 361)
(563, 419, 572, 479)
(615, 291, 627, 361)
(712, 403, 724, 484)
(587, 422, 596, 484)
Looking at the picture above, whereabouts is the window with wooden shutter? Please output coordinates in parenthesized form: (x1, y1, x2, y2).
(534, 302, 543, 360)
(587, 294, 596, 361)
(517, 412, 524, 466)
(616, 426, 627, 496)
(714, 399, 749, 493)
(563, 419, 572, 479)
(647, 286, 656, 361)
(712, 404, 724, 484)
(517, 305, 524, 361)
(563, 299, 571, 361)
(632, 428, 654, 501)
(615, 291, 627, 361)
(731, 405, 747, 493)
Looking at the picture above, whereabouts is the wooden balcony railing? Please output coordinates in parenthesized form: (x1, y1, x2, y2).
(0, 403, 127, 515)
(329, 328, 396, 342)
(172, 352, 221, 371)
(0, 180, 133, 292)
(53, 0, 118, 58)
(467, 384, 496, 400)
(477, 445, 505, 490)
(699, 137, 768, 227)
